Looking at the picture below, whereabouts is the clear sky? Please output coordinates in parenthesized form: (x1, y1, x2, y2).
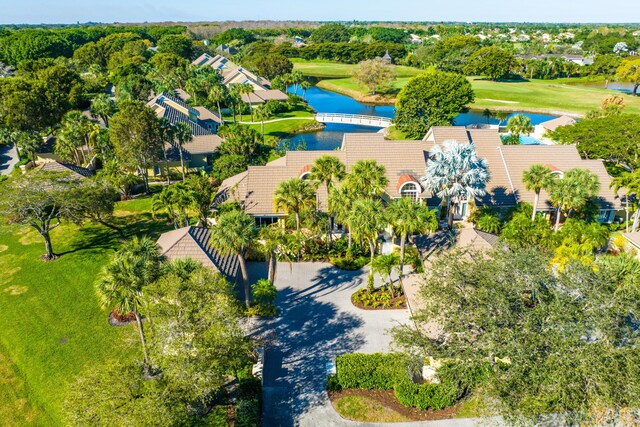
(1, 0, 638, 24)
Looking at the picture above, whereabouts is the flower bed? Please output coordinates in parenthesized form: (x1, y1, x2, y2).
(351, 287, 406, 310)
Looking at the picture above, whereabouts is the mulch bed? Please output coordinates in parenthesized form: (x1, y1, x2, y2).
(109, 310, 137, 326)
(329, 388, 461, 421)
(351, 291, 407, 310)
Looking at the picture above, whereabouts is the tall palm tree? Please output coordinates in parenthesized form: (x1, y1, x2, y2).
(274, 178, 317, 233)
(371, 253, 400, 295)
(291, 70, 304, 94)
(310, 155, 346, 210)
(90, 93, 116, 128)
(328, 185, 355, 250)
(349, 198, 386, 282)
(612, 169, 640, 232)
(522, 164, 554, 221)
(421, 141, 490, 229)
(549, 168, 600, 231)
(208, 83, 228, 124)
(254, 104, 272, 141)
(300, 80, 312, 98)
(239, 83, 255, 122)
(95, 237, 161, 368)
(386, 197, 437, 280)
(345, 160, 388, 199)
(152, 183, 193, 228)
(506, 114, 534, 141)
(158, 118, 175, 184)
(259, 224, 291, 285)
(14, 130, 42, 165)
(173, 122, 192, 181)
(209, 210, 257, 307)
(228, 84, 242, 123)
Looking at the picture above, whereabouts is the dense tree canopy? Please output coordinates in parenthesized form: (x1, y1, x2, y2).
(464, 46, 514, 80)
(156, 34, 193, 59)
(395, 69, 475, 138)
(310, 24, 351, 43)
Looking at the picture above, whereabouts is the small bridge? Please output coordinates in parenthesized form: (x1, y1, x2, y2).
(315, 113, 393, 128)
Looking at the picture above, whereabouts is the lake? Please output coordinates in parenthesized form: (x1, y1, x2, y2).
(288, 85, 558, 150)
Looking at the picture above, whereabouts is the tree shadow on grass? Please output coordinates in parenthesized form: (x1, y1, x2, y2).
(250, 285, 366, 426)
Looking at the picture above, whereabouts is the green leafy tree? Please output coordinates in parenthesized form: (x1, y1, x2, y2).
(352, 57, 397, 95)
(156, 34, 193, 59)
(522, 164, 554, 220)
(386, 197, 437, 280)
(463, 46, 514, 81)
(310, 24, 351, 43)
(90, 93, 116, 128)
(395, 69, 475, 138)
(393, 246, 640, 423)
(421, 141, 490, 229)
(274, 177, 317, 233)
(0, 170, 76, 260)
(616, 57, 640, 95)
(209, 210, 257, 307)
(110, 101, 163, 193)
(251, 54, 293, 80)
(66, 178, 124, 238)
(611, 169, 640, 232)
(95, 237, 161, 368)
(144, 259, 251, 401)
(185, 174, 218, 225)
(238, 83, 255, 121)
(13, 130, 42, 164)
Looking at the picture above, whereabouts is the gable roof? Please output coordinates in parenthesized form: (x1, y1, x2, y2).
(539, 115, 576, 132)
(39, 161, 93, 179)
(148, 92, 213, 137)
(157, 226, 239, 281)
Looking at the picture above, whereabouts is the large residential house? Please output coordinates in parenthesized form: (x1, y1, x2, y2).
(192, 53, 288, 105)
(216, 127, 621, 226)
(147, 91, 223, 175)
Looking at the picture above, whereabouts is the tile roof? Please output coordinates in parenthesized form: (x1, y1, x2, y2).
(39, 161, 93, 179)
(157, 226, 240, 281)
(148, 92, 213, 137)
(192, 106, 223, 124)
(539, 115, 576, 131)
(623, 232, 640, 249)
(241, 90, 289, 103)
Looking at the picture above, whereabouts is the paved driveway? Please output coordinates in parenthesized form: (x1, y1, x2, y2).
(0, 143, 19, 176)
(247, 262, 410, 427)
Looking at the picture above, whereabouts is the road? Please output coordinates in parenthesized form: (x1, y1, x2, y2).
(0, 143, 19, 176)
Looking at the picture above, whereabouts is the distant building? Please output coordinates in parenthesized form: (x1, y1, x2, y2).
(533, 115, 577, 139)
(409, 34, 423, 44)
(381, 50, 392, 64)
(216, 44, 238, 55)
(517, 53, 594, 66)
(38, 160, 93, 180)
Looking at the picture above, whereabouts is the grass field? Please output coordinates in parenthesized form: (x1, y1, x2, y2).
(333, 395, 411, 422)
(294, 60, 640, 116)
(0, 195, 172, 425)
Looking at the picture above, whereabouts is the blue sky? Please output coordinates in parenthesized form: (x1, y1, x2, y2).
(1, 0, 638, 24)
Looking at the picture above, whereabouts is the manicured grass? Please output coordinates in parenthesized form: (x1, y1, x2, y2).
(0, 195, 173, 425)
(292, 59, 422, 79)
(385, 126, 411, 141)
(333, 395, 411, 422)
(248, 119, 321, 139)
(225, 104, 315, 123)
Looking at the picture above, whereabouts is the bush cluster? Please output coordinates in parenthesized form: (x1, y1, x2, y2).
(235, 377, 261, 427)
(352, 287, 404, 309)
(334, 353, 488, 411)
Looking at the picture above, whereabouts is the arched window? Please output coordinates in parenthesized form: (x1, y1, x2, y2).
(299, 171, 312, 180)
(399, 182, 420, 201)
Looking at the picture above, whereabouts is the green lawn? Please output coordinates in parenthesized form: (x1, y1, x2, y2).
(0, 195, 172, 425)
(333, 395, 411, 422)
(294, 60, 640, 116)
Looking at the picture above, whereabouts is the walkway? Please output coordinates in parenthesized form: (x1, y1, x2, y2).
(0, 143, 19, 176)
(247, 262, 410, 427)
(234, 117, 315, 125)
(315, 113, 392, 128)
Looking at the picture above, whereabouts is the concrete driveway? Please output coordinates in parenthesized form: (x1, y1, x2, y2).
(0, 143, 19, 176)
(247, 262, 410, 427)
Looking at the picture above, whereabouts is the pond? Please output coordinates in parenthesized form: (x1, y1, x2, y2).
(288, 85, 558, 151)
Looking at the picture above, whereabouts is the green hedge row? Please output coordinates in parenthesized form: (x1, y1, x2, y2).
(334, 353, 490, 411)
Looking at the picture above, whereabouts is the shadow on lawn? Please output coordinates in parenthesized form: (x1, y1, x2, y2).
(251, 285, 365, 426)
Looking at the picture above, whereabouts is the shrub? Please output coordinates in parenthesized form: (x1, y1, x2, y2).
(327, 375, 342, 392)
(336, 353, 407, 390)
(393, 378, 458, 411)
(235, 399, 260, 427)
(237, 377, 262, 401)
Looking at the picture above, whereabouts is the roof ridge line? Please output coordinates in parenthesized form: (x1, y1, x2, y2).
(497, 145, 518, 205)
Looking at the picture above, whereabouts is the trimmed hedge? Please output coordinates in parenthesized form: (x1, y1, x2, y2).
(335, 353, 407, 390)
(334, 353, 490, 411)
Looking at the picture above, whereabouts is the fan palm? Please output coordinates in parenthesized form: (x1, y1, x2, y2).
(95, 237, 161, 367)
(345, 160, 388, 199)
(173, 122, 193, 181)
(421, 140, 490, 229)
(349, 198, 386, 281)
(209, 210, 257, 307)
(274, 178, 317, 233)
(522, 164, 554, 221)
(386, 197, 437, 280)
(549, 168, 600, 231)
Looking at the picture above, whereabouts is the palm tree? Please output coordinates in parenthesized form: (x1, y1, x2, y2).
(228, 84, 242, 123)
(152, 183, 193, 228)
(158, 118, 175, 184)
(371, 253, 400, 295)
(239, 83, 255, 122)
(14, 130, 42, 165)
(421, 141, 490, 229)
(506, 114, 534, 142)
(328, 185, 355, 251)
(209, 210, 257, 307)
(291, 70, 304, 94)
(254, 103, 272, 141)
(495, 111, 509, 127)
(300, 80, 312, 98)
(259, 224, 291, 285)
(522, 164, 554, 221)
(95, 237, 161, 368)
(349, 198, 386, 282)
(386, 197, 437, 280)
(91, 93, 116, 128)
(173, 122, 192, 181)
(549, 168, 600, 231)
(310, 155, 346, 211)
(612, 169, 640, 232)
(482, 108, 493, 124)
(208, 83, 228, 124)
(274, 178, 317, 233)
(345, 160, 388, 199)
